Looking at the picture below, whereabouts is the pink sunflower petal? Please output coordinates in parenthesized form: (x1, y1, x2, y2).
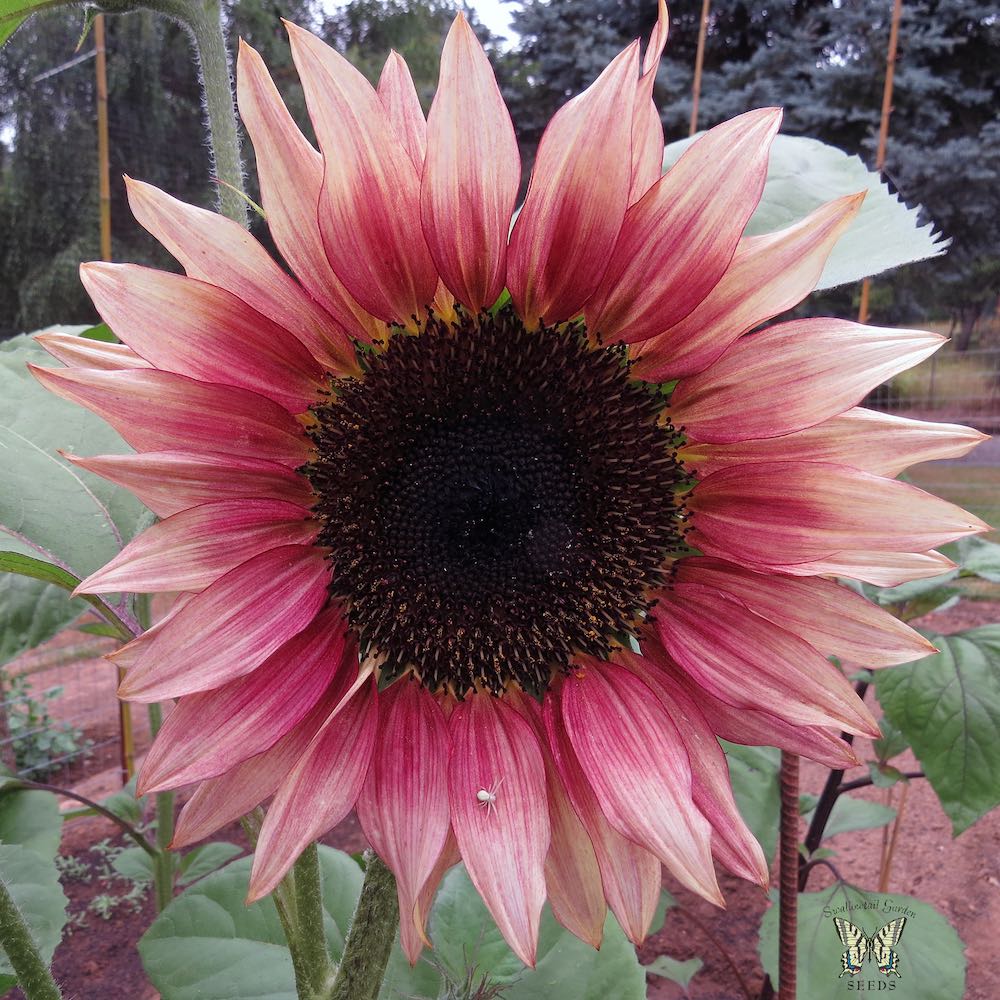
(356, 679, 450, 957)
(543, 688, 662, 944)
(421, 14, 519, 312)
(633, 192, 864, 380)
(616, 650, 768, 885)
(117, 545, 330, 702)
(507, 42, 640, 327)
(556, 662, 722, 904)
(671, 320, 945, 443)
(688, 461, 988, 567)
(171, 663, 359, 848)
(107, 593, 195, 672)
(629, 0, 669, 204)
(30, 366, 312, 467)
(137, 606, 352, 794)
(449, 693, 549, 968)
(759, 549, 959, 587)
(505, 689, 607, 948)
(674, 557, 935, 667)
(585, 108, 781, 346)
(681, 406, 987, 478)
(124, 179, 358, 377)
(405, 829, 461, 964)
(377, 51, 427, 171)
(653, 582, 878, 737)
(639, 640, 860, 768)
(80, 262, 324, 413)
(77, 500, 316, 595)
(35, 331, 151, 371)
(62, 451, 314, 519)
(286, 22, 438, 327)
(248, 676, 379, 901)
(236, 39, 386, 346)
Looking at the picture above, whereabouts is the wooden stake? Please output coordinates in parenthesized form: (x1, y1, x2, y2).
(689, 0, 711, 136)
(94, 17, 134, 781)
(858, 0, 904, 323)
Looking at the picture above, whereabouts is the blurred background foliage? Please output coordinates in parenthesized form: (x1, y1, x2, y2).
(0, 0, 996, 340)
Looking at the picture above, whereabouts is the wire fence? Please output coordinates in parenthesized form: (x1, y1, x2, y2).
(869, 343, 1000, 538)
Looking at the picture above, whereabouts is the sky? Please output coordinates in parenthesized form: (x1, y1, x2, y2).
(469, 0, 519, 42)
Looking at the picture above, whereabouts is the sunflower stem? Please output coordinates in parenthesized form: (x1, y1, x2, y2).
(325, 851, 398, 1000)
(777, 751, 800, 1000)
(136, 0, 248, 226)
(147, 702, 175, 913)
(0, 875, 63, 999)
(291, 843, 334, 998)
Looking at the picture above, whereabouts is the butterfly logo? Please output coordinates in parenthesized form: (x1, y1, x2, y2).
(833, 916, 907, 978)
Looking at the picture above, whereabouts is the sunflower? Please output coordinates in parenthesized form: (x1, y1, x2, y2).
(33, 1, 986, 967)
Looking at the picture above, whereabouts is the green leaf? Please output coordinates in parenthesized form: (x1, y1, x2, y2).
(868, 761, 906, 789)
(0, 0, 77, 45)
(112, 845, 155, 883)
(424, 866, 646, 1000)
(139, 846, 363, 1000)
(0, 332, 147, 585)
(177, 842, 243, 885)
(79, 323, 116, 343)
(800, 793, 896, 839)
(0, 550, 127, 633)
(0, 566, 87, 667)
(867, 572, 961, 620)
(644, 954, 702, 989)
(664, 133, 945, 289)
(101, 777, 145, 827)
(0, 844, 69, 992)
(0, 787, 61, 861)
(759, 883, 965, 998)
(876, 626, 1000, 834)
(952, 536, 1000, 583)
(722, 742, 781, 863)
(872, 716, 909, 762)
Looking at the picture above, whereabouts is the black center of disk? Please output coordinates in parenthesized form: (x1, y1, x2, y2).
(306, 310, 687, 696)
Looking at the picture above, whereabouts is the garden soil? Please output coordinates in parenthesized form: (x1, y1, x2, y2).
(5, 601, 999, 1000)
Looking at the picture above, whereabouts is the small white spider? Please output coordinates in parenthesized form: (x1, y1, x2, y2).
(476, 777, 505, 818)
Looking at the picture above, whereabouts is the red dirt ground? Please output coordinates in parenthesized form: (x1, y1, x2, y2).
(5, 601, 1000, 1000)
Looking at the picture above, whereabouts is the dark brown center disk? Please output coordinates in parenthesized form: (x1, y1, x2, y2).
(306, 310, 686, 696)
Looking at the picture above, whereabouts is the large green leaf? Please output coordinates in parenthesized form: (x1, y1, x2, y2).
(424, 866, 646, 1000)
(0, 787, 62, 861)
(140, 847, 365, 1000)
(759, 883, 965, 998)
(800, 793, 896, 840)
(723, 742, 781, 863)
(663, 132, 945, 289)
(0, 844, 68, 992)
(0, 0, 76, 45)
(0, 568, 87, 667)
(0, 332, 146, 582)
(875, 626, 1000, 834)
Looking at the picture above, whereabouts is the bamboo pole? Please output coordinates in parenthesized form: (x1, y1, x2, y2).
(93, 17, 134, 781)
(689, 0, 711, 136)
(858, 0, 904, 323)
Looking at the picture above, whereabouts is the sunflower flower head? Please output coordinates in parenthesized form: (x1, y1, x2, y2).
(33, 0, 988, 968)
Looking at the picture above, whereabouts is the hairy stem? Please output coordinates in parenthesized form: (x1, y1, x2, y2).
(139, 0, 248, 225)
(147, 702, 175, 912)
(326, 852, 398, 1000)
(293, 844, 334, 998)
(0, 877, 63, 1000)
